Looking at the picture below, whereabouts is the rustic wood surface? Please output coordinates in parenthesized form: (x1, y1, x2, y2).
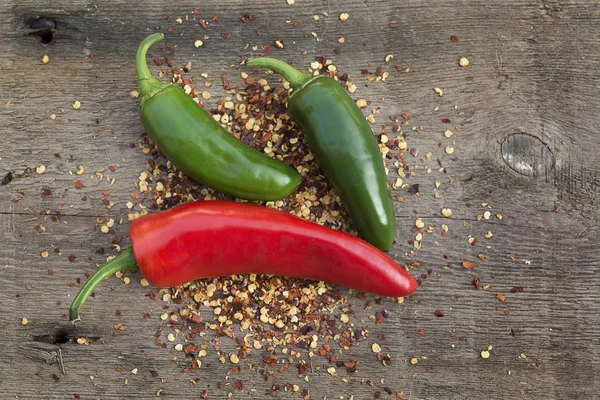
(2, 0, 599, 399)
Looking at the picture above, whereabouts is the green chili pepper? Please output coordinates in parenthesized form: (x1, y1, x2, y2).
(136, 34, 301, 201)
(246, 58, 396, 251)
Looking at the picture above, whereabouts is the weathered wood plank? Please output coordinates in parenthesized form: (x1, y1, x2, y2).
(1, 0, 599, 399)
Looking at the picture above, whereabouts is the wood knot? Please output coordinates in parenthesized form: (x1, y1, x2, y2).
(501, 133, 554, 179)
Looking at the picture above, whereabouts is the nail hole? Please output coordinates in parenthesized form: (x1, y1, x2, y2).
(31, 29, 54, 44)
(29, 17, 56, 44)
(53, 332, 70, 344)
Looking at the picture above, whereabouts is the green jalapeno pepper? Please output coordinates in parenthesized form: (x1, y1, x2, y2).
(136, 34, 301, 201)
(246, 58, 396, 251)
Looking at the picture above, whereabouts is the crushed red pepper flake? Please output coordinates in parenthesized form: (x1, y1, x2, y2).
(259, 44, 272, 56)
(462, 261, 475, 269)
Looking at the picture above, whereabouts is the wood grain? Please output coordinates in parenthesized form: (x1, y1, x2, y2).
(1, 1, 599, 399)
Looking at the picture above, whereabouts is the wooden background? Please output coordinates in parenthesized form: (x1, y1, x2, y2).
(1, 0, 599, 399)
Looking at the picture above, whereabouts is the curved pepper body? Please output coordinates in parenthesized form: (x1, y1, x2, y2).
(136, 34, 301, 201)
(130, 201, 416, 297)
(287, 76, 396, 251)
(140, 85, 301, 201)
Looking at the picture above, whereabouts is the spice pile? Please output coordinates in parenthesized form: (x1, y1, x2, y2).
(121, 52, 413, 397)
(105, 23, 514, 395)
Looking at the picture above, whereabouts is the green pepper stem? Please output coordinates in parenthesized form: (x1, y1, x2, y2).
(135, 33, 166, 103)
(246, 57, 309, 90)
(69, 247, 139, 325)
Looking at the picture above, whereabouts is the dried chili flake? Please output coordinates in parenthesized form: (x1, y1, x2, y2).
(434, 310, 444, 317)
(260, 44, 272, 56)
(240, 13, 256, 23)
(221, 31, 231, 39)
(112, 233, 123, 245)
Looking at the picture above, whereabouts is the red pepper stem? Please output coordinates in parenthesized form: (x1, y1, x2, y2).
(136, 33, 166, 105)
(69, 247, 139, 325)
(246, 58, 309, 90)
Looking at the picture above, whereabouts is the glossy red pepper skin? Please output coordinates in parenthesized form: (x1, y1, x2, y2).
(69, 201, 417, 323)
(130, 201, 417, 297)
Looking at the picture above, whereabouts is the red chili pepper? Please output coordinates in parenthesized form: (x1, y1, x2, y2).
(69, 201, 417, 323)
